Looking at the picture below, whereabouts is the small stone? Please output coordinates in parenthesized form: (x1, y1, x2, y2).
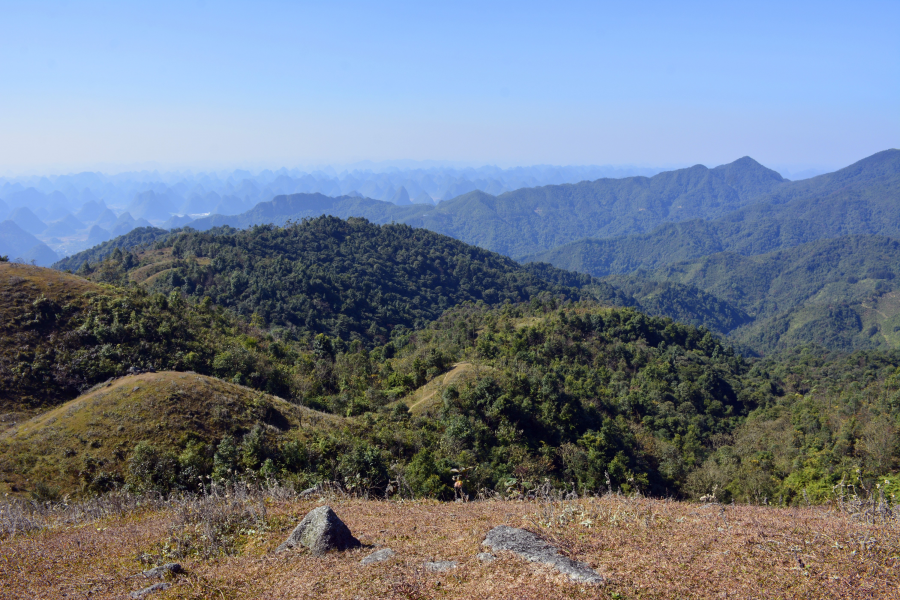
(299, 484, 320, 498)
(483, 525, 603, 584)
(361, 548, 395, 565)
(142, 563, 182, 579)
(276, 505, 360, 555)
(130, 582, 170, 598)
(476, 552, 496, 563)
(424, 560, 457, 572)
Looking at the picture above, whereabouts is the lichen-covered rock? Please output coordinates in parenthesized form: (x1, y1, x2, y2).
(424, 560, 458, 572)
(482, 525, 603, 584)
(142, 563, 182, 579)
(361, 548, 395, 565)
(276, 505, 360, 555)
(130, 582, 170, 598)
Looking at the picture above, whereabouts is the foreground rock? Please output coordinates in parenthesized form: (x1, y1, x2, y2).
(424, 560, 458, 572)
(130, 582, 170, 598)
(482, 526, 604, 584)
(361, 548, 395, 565)
(276, 505, 361, 555)
(142, 563, 182, 579)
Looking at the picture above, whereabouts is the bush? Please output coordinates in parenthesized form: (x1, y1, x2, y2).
(127, 442, 176, 492)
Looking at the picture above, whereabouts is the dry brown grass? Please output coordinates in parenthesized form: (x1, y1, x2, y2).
(1, 490, 898, 599)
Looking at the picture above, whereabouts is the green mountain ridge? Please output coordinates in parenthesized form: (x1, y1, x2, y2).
(526, 149, 900, 275)
(66, 217, 764, 349)
(181, 155, 790, 258)
(609, 235, 900, 353)
(78, 216, 632, 346)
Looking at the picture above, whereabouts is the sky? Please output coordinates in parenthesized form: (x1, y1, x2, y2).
(0, 0, 898, 175)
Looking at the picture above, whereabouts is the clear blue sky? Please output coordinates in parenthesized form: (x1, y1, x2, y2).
(1, 0, 897, 174)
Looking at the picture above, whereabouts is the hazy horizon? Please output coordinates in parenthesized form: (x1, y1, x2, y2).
(2, 1, 897, 174)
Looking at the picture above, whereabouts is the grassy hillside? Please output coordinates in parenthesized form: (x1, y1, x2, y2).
(3, 494, 895, 599)
(527, 150, 900, 275)
(1, 270, 898, 505)
(52, 226, 170, 272)
(0, 263, 311, 414)
(0, 288, 768, 499)
(0, 372, 339, 496)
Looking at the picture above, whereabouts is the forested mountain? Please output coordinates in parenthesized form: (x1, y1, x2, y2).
(53, 226, 171, 271)
(67, 217, 771, 348)
(608, 235, 900, 353)
(183, 156, 790, 258)
(0, 262, 308, 412)
(180, 150, 897, 262)
(605, 278, 753, 337)
(527, 150, 900, 275)
(77, 216, 633, 346)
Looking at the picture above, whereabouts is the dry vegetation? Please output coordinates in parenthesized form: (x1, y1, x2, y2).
(0, 372, 340, 495)
(1, 486, 897, 599)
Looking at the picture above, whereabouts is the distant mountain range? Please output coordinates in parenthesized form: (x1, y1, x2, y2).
(183, 156, 792, 258)
(526, 150, 900, 273)
(0, 163, 669, 264)
(609, 235, 900, 353)
(177, 151, 899, 263)
(44, 148, 900, 355)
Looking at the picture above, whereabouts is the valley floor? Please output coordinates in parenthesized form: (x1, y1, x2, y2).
(1, 492, 897, 599)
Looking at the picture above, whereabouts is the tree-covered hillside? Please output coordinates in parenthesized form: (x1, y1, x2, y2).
(4, 263, 899, 504)
(53, 226, 170, 272)
(527, 150, 900, 276)
(186, 156, 789, 258)
(613, 235, 900, 353)
(80, 216, 632, 346)
(0, 263, 307, 412)
(72, 217, 767, 348)
(692, 346, 900, 504)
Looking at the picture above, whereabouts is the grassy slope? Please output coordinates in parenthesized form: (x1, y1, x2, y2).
(0, 372, 339, 495)
(52, 226, 171, 271)
(0, 263, 105, 412)
(0, 260, 323, 417)
(1, 495, 896, 599)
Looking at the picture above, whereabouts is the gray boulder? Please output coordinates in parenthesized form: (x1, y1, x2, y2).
(142, 562, 182, 579)
(276, 505, 360, 555)
(424, 560, 458, 572)
(130, 582, 170, 598)
(361, 548, 395, 565)
(482, 525, 603, 584)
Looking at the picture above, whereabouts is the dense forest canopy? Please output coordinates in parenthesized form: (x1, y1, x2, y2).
(78, 216, 632, 345)
(607, 235, 900, 353)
